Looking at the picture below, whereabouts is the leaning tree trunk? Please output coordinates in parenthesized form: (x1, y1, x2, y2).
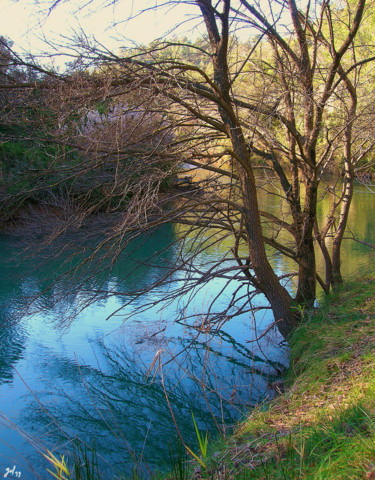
(332, 67, 357, 286)
(198, 0, 297, 338)
(232, 130, 297, 339)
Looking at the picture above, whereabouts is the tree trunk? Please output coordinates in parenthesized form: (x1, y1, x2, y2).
(295, 237, 316, 307)
(332, 66, 357, 286)
(198, 0, 297, 338)
(294, 177, 318, 306)
(332, 165, 354, 286)
(314, 220, 333, 290)
(233, 131, 297, 339)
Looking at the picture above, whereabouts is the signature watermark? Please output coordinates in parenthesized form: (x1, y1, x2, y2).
(3, 466, 21, 478)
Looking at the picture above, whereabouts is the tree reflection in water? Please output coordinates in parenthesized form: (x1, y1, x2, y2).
(16, 325, 287, 478)
(0, 183, 374, 477)
(0, 223, 290, 478)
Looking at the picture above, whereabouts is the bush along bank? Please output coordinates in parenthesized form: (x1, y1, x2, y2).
(182, 275, 375, 480)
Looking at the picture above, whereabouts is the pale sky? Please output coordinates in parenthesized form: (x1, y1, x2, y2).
(0, 0, 290, 69)
(0, 0, 202, 66)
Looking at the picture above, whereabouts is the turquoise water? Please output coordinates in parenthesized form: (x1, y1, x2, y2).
(0, 183, 374, 478)
(0, 226, 286, 478)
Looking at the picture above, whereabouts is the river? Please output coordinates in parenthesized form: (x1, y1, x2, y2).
(0, 182, 374, 478)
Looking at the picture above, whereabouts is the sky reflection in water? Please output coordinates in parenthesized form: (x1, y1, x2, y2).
(0, 183, 374, 478)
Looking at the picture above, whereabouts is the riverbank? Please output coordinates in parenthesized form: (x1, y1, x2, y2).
(39, 275, 375, 479)
(187, 275, 375, 479)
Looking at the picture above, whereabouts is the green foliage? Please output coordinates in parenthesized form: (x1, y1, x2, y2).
(185, 413, 208, 470)
(72, 443, 101, 480)
(168, 437, 189, 480)
(1, 140, 61, 172)
(0, 140, 83, 212)
(96, 100, 111, 116)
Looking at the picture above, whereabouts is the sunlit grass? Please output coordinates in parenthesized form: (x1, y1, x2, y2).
(185, 413, 209, 470)
(43, 450, 71, 480)
(204, 275, 375, 479)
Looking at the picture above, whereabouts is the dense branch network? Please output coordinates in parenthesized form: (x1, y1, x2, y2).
(1, 0, 375, 338)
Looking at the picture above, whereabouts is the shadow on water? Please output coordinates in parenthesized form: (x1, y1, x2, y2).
(15, 330, 285, 478)
(0, 236, 29, 385)
(0, 224, 180, 323)
(0, 223, 289, 478)
(0, 326, 25, 385)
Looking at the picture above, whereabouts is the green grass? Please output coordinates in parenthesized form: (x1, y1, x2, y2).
(214, 275, 375, 480)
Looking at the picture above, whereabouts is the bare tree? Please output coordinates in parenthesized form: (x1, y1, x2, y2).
(1, 0, 375, 339)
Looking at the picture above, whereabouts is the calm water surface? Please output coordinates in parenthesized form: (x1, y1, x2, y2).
(0, 183, 374, 478)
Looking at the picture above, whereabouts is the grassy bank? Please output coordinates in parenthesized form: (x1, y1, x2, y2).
(195, 275, 375, 480)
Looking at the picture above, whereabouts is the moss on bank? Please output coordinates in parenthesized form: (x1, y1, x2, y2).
(185, 275, 375, 480)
